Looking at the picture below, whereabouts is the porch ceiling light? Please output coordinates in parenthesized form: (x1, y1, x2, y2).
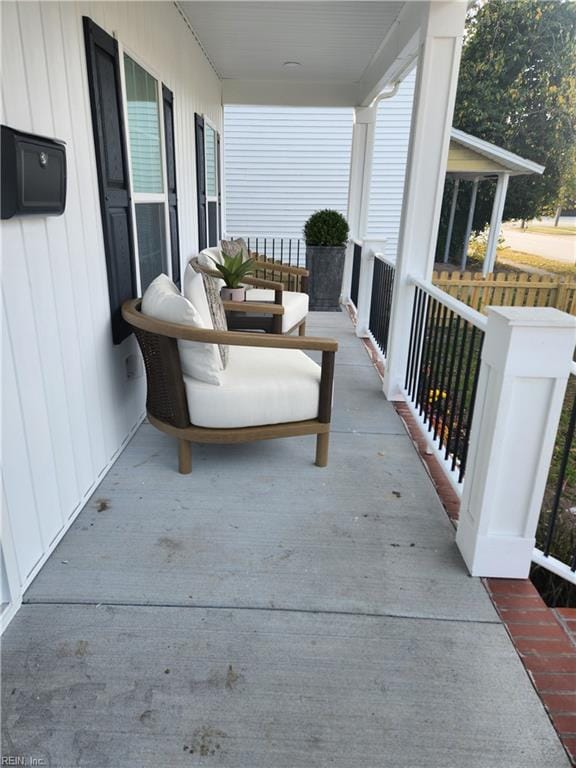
(283, 61, 302, 70)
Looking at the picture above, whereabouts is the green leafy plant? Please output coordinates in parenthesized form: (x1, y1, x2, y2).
(209, 253, 255, 289)
(304, 209, 349, 246)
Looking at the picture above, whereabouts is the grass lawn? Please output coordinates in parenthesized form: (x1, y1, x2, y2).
(494, 249, 576, 276)
(525, 225, 575, 236)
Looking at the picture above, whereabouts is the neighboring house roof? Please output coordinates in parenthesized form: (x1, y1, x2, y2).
(448, 128, 545, 177)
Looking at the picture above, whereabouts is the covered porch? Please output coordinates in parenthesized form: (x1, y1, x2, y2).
(2, 1, 576, 766)
(2, 312, 568, 767)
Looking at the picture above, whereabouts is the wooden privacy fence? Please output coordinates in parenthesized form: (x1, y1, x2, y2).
(432, 271, 576, 316)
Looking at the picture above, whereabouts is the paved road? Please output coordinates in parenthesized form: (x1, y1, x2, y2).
(502, 225, 576, 265)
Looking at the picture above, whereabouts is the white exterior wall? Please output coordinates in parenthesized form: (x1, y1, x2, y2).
(0, 1, 222, 628)
(223, 72, 416, 258)
(224, 106, 353, 238)
(367, 71, 416, 257)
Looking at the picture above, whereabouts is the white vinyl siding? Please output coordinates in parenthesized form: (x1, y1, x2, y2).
(367, 71, 416, 258)
(224, 106, 353, 238)
(223, 71, 416, 259)
(1, 0, 222, 630)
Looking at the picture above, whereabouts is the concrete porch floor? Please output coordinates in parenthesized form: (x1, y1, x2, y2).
(2, 313, 569, 767)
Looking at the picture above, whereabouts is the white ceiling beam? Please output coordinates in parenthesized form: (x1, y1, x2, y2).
(222, 79, 359, 108)
(356, 1, 426, 107)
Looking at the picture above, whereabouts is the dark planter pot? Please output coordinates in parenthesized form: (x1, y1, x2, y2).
(306, 245, 346, 311)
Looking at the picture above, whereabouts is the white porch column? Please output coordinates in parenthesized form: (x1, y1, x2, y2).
(482, 172, 510, 276)
(456, 307, 576, 578)
(354, 239, 387, 337)
(460, 178, 479, 271)
(347, 106, 378, 241)
(383, 1, 467, 399)
(342, 106, 377, 303)
(443, 177, 460, 263)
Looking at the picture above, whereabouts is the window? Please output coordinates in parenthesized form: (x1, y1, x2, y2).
(195, 114, 221, 251)
(84, 17, 180, 344)
(204, 122, 220, 247)
(123, 54, 171, 292)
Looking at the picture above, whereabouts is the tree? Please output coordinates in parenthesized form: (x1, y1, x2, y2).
(438, 0, 576, 260)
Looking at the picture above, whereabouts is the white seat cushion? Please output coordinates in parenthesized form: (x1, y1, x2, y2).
(183, 345, 321, 428)
(245, 289, 309, 332)
(141, 274, 223, 386)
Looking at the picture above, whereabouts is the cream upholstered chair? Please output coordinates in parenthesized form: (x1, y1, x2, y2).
(198, 245, 310, 336)
(122, 274, 337, 474)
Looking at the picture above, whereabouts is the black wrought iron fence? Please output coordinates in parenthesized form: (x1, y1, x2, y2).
(240, 236, 306, 267)
(350, 241, 362, 308)
(368, 256, 395, 358)
(404, 285, 485, 483)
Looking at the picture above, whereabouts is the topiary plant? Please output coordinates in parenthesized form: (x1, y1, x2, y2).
(304, 209, 349, 247)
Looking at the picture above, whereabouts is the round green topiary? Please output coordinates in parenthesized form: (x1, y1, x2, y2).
(304, 209, 349, 247)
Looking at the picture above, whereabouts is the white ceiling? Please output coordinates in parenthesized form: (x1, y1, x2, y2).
(180, 1, 406, 82)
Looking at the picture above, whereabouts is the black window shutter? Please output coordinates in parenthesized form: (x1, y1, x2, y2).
(195, 113, 207, 251)
(216, 132, 222, 239)
(162, 85, 180, 287)
(83, 17, 136, 344)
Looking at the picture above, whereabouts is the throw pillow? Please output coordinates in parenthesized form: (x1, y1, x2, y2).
(186, 260, 229, 368)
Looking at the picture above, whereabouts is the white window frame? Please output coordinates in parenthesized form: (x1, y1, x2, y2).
(203, 115, 220, 245)
(117, 40, 172, 293)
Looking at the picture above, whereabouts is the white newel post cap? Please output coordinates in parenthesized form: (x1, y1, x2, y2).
(456, 305, 576, 579)
(483, 306, 576, 377)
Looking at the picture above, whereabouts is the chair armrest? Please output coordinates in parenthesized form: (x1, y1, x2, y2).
(243, 275, 284, 291)
(252, 259, 309, 277)
(222, 300, 284, 315)
(123, 300, 337, 352)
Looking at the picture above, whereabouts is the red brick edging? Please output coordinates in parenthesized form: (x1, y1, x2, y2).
(352, 316, 576, 765)
(485, 581, 576, 766)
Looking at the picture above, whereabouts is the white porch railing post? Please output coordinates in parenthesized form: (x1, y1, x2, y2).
(456, 307, 576, 578)
(382, 1, 467, 400)
(341, 239, 357, 305)
(355, 245, 376, 337)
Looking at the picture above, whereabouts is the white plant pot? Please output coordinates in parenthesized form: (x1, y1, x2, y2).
(220, 286, 246, 302)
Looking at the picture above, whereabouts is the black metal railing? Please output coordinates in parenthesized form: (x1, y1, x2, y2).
(368, 256, 395, 358)
(404, 285, 485, 483)
(240, 236, 306, 267)
(350, 241, 362, 308)
(538, 372, 576, 574)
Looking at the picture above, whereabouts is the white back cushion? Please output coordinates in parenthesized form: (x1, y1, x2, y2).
(198, 247, 225, 289)
(141, 274, 223, 386)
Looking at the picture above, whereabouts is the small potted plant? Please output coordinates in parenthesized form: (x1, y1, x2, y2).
(304, 209, 349, 311)
(209, 251, 255, 302)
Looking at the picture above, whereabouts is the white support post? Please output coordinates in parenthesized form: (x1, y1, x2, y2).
(341, 239, 358, 305)
(347, 106, 377, 241)
(355, 246, 375, 337)
(383, 1, 467, 400)
(443, 177, 460, 263)
(460, 178, 479, 271)
(354, 240, 387, 337)
(343, 106, 377, 303)
(456, 307, 576, 578)
(483, 173, 509, 276)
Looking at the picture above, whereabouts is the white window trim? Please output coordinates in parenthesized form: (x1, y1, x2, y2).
(203, 114, 220, 244)
(117, 38, 172, 293)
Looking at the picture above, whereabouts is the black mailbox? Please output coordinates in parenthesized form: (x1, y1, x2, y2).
(1, 125, 67, 219)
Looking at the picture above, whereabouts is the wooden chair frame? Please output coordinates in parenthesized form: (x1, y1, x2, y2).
(122, 299, 337, 474)
(196, 261, 310, 336)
